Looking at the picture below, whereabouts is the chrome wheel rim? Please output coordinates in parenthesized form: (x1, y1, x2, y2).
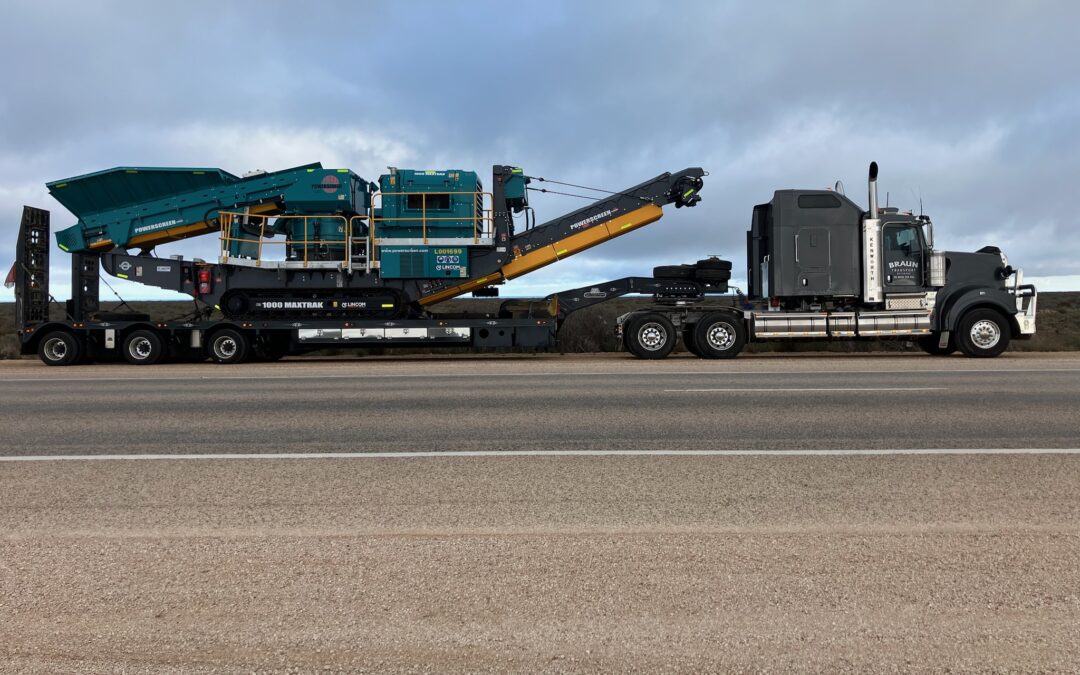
(970, 319, 1001, 349)
(214, 337, 238, 360)
(706, 322, 736, 351)
(43, 337, 68, 362)
(638, 323, 667, 351)
(128, 337, 153, 361)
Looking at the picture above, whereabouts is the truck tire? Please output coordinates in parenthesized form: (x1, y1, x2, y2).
(653, 264, 694, 280)
(956, 309, 1010, 358)
(917, 333, 956, 356)
(692, 312, 746, 359)
(693, 268, 731, 283)
(625, 313, 676, 359)
(696, 258, 733, 271)
(37, 331, 83, 367)
(122, 329, 166, 365)
(208, 328, 250, 364)
(683, 326, 704, 357)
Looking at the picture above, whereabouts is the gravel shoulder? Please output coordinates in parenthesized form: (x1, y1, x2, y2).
(3, 454, 1080, 672)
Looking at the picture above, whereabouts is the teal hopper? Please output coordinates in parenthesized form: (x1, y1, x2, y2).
(50, 164, 373, 254)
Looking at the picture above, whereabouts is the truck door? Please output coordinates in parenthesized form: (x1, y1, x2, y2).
(882, 222, 925, 289)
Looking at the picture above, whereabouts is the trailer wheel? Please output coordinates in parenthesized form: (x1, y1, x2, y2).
(693, 312, 745, 359)
(625, 313, 676, 359)
(208, 328, 250, 364)
(917, 333, 956, 356)
(683, 327, 704, 357)
(37, 331, 83, 367)
(956, 309, 1010, 358)
(122, 329, 166, 365)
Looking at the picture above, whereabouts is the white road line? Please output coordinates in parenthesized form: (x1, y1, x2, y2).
(665, 387, 947, 392)
(2, 448, 1079, 462)
(2, 368, 1079, 384)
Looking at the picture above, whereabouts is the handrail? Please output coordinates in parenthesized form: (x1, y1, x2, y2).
(348, 216, 373, 272)
(218, 192, 490, 273)
(218, 212, 353, 269)
(371, 190, 493, 244)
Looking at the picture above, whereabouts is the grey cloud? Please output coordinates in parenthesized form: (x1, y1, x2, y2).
(2, 0, 1078, 302)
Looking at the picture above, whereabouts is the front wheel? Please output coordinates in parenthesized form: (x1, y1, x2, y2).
(956, 309, 1010, 358)
(692, 312, 746, 359)
(625, 313, 676, 359)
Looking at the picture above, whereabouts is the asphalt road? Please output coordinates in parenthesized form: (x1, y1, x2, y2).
(2, 353, 1079, 672)
(2, 352, 1080, 454)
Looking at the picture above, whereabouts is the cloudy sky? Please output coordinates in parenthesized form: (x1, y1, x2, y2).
(2, 0, 1078, 302)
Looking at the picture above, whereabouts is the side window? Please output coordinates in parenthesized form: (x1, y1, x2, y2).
(885, 225, 922, 254)
(797, 194, 842, 209)
(883, 224, 923, 287)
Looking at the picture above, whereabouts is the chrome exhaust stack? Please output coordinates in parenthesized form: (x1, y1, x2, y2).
(868, 161, 879, 219)
(861, 161, 883, 303)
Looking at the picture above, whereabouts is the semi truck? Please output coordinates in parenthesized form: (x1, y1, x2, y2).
(616, 163, 1037, 359)
(7, 160, 1035, 365)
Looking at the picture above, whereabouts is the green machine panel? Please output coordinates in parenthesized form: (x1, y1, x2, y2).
(377, 169, 482, 239)
(379, 245, 469, 279)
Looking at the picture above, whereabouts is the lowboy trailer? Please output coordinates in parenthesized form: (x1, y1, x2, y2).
(9, 163, 712, 365)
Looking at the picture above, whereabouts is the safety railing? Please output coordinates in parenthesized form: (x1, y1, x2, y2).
(369, 190, 493, 245)
(218, 212, 370, 272)
(218, 191, 491, 273)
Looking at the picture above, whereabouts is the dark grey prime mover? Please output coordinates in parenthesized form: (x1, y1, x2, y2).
(617, 163, 1037, 359)
(11, 163, 1036, 365)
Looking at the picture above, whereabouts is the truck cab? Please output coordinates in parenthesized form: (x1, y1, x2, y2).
(747, 194, 937, 303)
(744, 162, 1037, 356)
